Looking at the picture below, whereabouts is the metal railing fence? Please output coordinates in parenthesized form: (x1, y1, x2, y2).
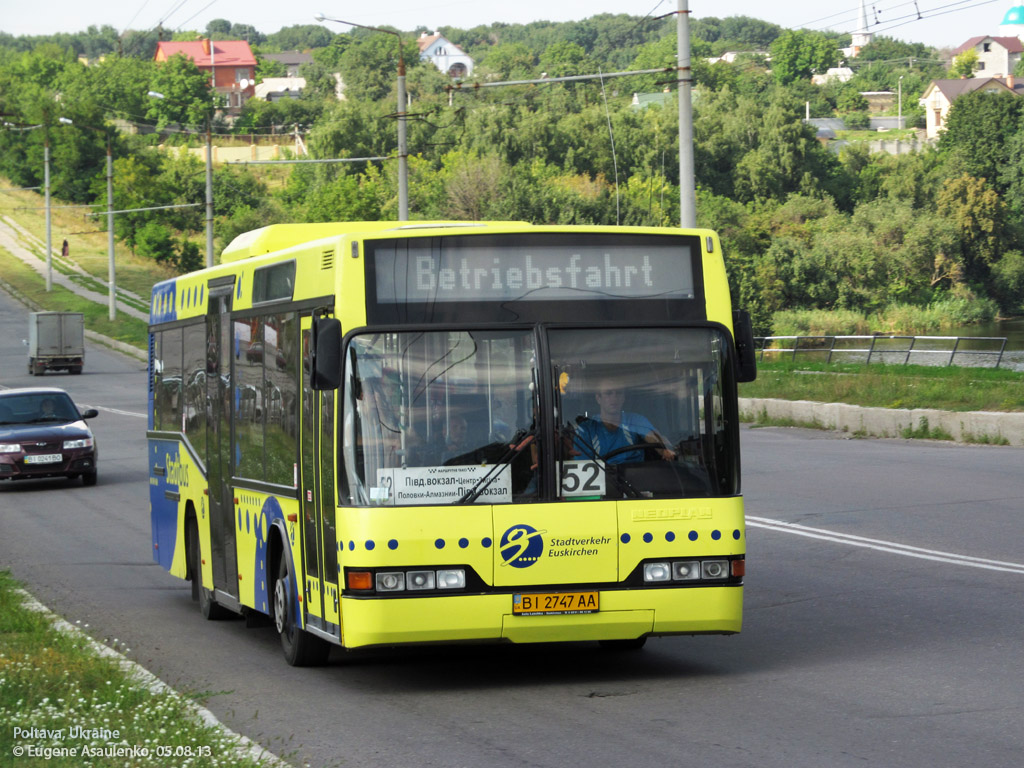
(754, 335, 1010, 369)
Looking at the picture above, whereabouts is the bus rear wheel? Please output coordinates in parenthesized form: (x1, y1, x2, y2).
(274, 557, 330, 666)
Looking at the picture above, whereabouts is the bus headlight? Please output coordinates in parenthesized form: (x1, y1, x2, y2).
(407, 570, 436, 590)
(701, 560, 729, 580)
(376, 572, 405, 592)
(672, 561, 701, 580)
(436, 569, 466, 589)
(643, 562, 671, 582)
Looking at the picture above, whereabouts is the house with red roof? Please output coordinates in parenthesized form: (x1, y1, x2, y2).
(154, 39, 256, 112)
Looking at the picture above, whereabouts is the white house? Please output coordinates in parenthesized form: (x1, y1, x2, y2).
(417, 31, 474, 78)
(952, 36, 1023, 77)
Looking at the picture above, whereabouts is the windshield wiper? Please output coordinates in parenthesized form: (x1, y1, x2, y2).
(457, 427, 537, 504)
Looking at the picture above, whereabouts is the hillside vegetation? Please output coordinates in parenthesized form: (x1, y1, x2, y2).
(2, 15, 1022, 336)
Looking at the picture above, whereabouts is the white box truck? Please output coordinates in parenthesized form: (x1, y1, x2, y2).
(27, 311, 85, 375)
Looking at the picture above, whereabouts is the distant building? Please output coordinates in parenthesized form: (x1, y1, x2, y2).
(261, 51, 313, 78)
(849, 0, 874, 56)
(1000, 4, 1024, 36)
(631, 92, 671, 110)
(154, 39, 256, 111)
(254, 77, 307, 102)
(921, 77, 1022, 138)
(952, 36, 1023, 77)
(811, 67, 855, 85)
(417, 31, 474, 78)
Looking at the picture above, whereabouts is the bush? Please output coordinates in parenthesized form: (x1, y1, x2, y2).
(843, 111, 870, 130)
(771, 309, 872, 336)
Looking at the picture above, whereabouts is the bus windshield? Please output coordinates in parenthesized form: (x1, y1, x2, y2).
(342, 329, 539, 506)
(342, 326, 738, 506)
(551, 327, 738, 501)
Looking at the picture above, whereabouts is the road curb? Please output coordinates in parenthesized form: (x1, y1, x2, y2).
(740, 397, 1024, 446)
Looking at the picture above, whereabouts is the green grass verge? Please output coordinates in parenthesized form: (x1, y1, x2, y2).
(0, 570, 280, 767)
(740, 360, 1024, 413)
(0, 250, 149, 350)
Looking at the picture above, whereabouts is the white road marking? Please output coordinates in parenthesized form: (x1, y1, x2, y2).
(747, 516, 1024, 574)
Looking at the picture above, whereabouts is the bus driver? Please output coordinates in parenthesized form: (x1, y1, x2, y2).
(573, 378, 677, 465)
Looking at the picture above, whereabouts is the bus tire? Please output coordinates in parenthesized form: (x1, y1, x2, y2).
(274, 556, 330, 666)
(188, 519, 230, 620)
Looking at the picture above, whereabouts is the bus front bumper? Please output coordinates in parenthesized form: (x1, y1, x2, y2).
(338, 586, 742, 648)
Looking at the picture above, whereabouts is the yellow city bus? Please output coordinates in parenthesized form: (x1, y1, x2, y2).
(148, 221, 756, 665)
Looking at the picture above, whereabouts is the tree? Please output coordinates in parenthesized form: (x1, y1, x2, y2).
(338, 31, 421, 102)
(938, 89, 1024, 192)
(478, 42, 536, 79)
(205, 19, 231, 39)
(769, 30, 839, 85)
(147, 53, 214, 129)
(949, 48, 978, 79)
(266, 25, 332, 51)
(936, 173, 1008, 282)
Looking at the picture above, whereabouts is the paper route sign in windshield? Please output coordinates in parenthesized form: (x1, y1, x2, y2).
(374, 465, 512, 505)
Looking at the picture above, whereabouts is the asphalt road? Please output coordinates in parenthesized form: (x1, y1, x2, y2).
(1, 287, 1022, 768)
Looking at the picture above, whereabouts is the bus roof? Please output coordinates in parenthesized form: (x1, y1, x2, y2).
(220, 221, 531, 263)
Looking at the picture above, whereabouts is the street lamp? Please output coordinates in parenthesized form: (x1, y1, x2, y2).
(148, 90, 214, 267)
(314, 13, 408, 220)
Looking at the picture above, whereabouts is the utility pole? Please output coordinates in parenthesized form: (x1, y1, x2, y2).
(205, 121, 214, 267)
(106, 133, 116, 320)
(148, 90, 215, 267)
(677, 0, 697, 229)
(44, 134, 52, 291)
(397, 49, 409, 221)
(315, 15, 409, 220)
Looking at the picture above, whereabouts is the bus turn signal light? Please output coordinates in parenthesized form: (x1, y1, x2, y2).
(347, 571, 374, 591)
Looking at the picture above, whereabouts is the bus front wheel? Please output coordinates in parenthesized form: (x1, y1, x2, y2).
(273, 557, 330, 666)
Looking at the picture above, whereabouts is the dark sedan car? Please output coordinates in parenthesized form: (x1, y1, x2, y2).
(0, 387, 99, 486)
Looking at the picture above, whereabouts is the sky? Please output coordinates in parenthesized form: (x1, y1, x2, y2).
(0, 0, 1015, 51)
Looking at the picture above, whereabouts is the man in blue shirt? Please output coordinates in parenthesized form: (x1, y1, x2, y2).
(573, 382, 676, 464)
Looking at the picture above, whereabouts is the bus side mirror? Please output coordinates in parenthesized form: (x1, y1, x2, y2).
(311, 317, 342, 390)
(733, 309, 757, 383)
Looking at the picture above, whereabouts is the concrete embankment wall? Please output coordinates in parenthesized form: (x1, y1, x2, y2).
(740, 398, 1024, 446)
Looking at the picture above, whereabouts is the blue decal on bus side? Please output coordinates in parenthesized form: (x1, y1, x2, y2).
(252, 496, 285, 615)
(149, 438, 180, 571)
(150, 282, 178, 325)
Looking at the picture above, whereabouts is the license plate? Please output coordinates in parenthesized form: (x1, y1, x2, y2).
(24, 454, 62, 464)
(513, 591, 599, 616)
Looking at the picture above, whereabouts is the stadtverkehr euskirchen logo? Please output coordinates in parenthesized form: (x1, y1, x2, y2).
(499, 524, 545, 568)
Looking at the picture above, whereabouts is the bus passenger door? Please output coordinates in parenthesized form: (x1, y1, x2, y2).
(206, 283, 238, 597)
(299, 319, 340, 637)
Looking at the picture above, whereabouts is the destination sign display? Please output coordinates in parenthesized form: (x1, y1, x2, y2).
(371, 240, 695, 305)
